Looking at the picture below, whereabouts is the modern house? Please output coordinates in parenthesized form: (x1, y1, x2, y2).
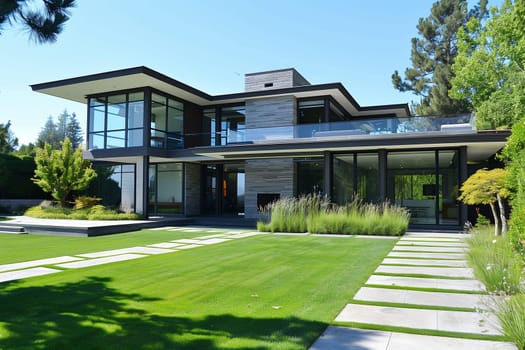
(31, 67, 509, 230)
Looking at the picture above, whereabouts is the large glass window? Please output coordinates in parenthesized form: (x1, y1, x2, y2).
(298, 100, 324, 124)
(88, 92, 144, 149)
(221, 106, 245, 144)
(332, 153, 379, 204)
(87, 164, 135, 213)
(439, 150, 460, 225)
(150, 93, 184, 149)
(296, 158, 324, 195)
(202, 108, 217, 146)
(148, 163, 184, 214)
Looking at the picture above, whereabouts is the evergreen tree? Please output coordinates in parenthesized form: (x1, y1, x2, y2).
(392, 0, 487, 115)
(0, 0, 76, 44)
(32, 137, 96, 207)
(66, 112, 83, 148)
(0, 120, 19, 153)
(37, 116, 60, 149)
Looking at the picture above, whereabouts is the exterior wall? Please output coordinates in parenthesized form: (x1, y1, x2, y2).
(245, 96, 297, 129)
(245, 69, 310, 92)
(184, 162, 201, 216)
(245, 158, 294, 219)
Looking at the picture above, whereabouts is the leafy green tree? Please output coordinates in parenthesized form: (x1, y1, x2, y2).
(12, 143, 36, 157)
(451, 0, 525, 129)
(0, 0, 76, 44)
(32, 137, 96, 207)
(0, 120, 18, 153)
(459, 168, 510, 236)
(392, 0, 487, 115)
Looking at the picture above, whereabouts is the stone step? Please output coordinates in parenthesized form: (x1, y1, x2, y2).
(388, 251, 466, 259)
(309, 326, 517, 350)
(354, 287, 493, 309)
(382, 258, 467, 267)
(335, 304, 502, 335)
(393, 246, 466, 253)
(397, 241, 468, 247)
(366, 275, 485, 292)
(0, 225, 26, 234)
(375, 265, 474, 278)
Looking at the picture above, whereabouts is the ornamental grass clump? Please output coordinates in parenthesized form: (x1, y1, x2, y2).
(258, 194, 409, 236)
(467, 227, 523, 295)
(497, 294, 525, 350)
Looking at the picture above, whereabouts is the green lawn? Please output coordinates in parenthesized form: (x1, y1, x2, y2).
(0, 230, 396, 349)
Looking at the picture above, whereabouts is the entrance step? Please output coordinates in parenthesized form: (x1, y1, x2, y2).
(0, 225, 26, 234)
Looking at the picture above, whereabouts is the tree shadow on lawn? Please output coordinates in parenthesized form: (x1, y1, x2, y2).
(0, 277, 326, 349)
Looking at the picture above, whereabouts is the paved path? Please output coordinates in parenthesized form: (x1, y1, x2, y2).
(0, 227, 262, 283)
(310, 232, 517, 350)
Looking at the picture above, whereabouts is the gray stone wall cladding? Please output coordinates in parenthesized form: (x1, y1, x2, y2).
(244, 158, 294, 219)
(244, 68, 310, 92)
(245, 96, 297, 129)
(184, 163, 201, 216)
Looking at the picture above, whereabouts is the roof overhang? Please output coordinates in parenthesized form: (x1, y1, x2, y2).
(31, 66, 410, 117)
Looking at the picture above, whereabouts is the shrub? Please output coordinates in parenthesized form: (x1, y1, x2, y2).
(74, 196, 102, 209)
(258, 194, 409, 236)
(467, 227, 523, 295)
(497, 294, 525, 350)
(24, 205, 141, 221)
(475, 213, 491, 228)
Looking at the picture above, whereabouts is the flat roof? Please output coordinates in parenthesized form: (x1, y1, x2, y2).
(31, 66, 410, 117)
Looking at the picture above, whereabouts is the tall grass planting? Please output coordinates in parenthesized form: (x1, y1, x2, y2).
(257, 194, 409, 236)
(497, 295, 525, 349)
(467, 227, 523, 295)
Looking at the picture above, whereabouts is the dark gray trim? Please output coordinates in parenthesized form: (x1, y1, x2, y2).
(31, 66, 410, 116)
(378, 149, 387, 200)
(459, 146, 468, 226)
(323, 151, 332, 198)
(142, 155, 149, 218)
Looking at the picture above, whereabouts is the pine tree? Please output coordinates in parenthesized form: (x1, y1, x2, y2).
(37, 116, 60, 149)
(66, 112, 83, 148)
(0, 120, 19, 153)
(392, 0, 487, 115)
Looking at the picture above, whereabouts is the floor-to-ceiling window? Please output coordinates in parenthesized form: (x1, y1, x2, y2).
(386, 150, 460, 226)
(87, 164, 135, 213)
(202, 163, 245, 216)
(332, 152, 379, 204)
(295, 158, 324, 195)
(220, 106, 245, 144)
(148, 163, 184, 214)
(150, 93, 184, 149)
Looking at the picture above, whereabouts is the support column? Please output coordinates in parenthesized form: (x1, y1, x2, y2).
(135, 155, 149, 217)
(324, 151, 332, 199)
(459, 146, 468, 226)
(378, 149, 387, 201)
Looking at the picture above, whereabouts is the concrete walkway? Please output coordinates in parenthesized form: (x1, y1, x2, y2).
(310, 231, 517, 350)
(0, 227, 263, 283)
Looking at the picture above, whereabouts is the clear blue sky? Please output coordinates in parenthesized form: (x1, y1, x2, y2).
(0, 0, 500, 145)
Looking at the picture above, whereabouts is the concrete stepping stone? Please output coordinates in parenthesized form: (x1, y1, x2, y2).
(388, 251, 466, 259)
(366, 275, 485, 292)
(309, 326, 517, 350)
(354, 287, 491, 309)
(176, 244, 202, 250)
(393, 246, 466, 253)
(148, 242, 185, 248)
(77, 246, 174, 258)
(57, 253, 146, 268)
(171, 239, 204, 244)
(335, 304, 502, 335)
(376, 265, 474, 278)
(0, 267, 60, 283)
(197, 238, 232, 245)
(397, 241, 468, 247)
(400, 237, 462, 242)
(149, 226, 178, 230)
(0, 256, 83, 272)
(196, 234, 228, 239)
(227, 232, 262, 239)
(404, 233, 469, 239)
(382, 258, 467, 267)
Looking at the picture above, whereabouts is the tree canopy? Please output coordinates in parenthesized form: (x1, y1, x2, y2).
(0, 0, 76, 43)
(392, 0, 487, 115)
(32, 137, 96, 207)
(451, 0, 525, 130)
(37, 110, 83, 149)
(0, 120, 19, 153)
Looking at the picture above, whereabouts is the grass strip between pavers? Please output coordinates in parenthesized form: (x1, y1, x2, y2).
(373, 272, 473, 280)
(364, 283, 486, 295)
(332, 321, 509, 342)
(349, 300, 476, 312)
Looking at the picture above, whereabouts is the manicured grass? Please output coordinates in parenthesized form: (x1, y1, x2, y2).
(0, 231, 395, 349)
(0, 229, 208, 264)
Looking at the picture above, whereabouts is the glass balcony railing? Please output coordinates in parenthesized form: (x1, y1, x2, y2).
(187, 114, 476, 147)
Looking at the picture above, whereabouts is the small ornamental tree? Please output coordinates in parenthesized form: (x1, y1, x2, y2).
(32, 137, 96, 207)
(459, 168, 510, 236)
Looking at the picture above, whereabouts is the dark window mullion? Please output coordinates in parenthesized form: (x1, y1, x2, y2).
(125, 93, 129, 147)
(103, 97, 108, 149)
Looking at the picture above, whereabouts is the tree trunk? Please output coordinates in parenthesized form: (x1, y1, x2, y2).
(497, 194, 508, 237)
(489, 202, 500, 236)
